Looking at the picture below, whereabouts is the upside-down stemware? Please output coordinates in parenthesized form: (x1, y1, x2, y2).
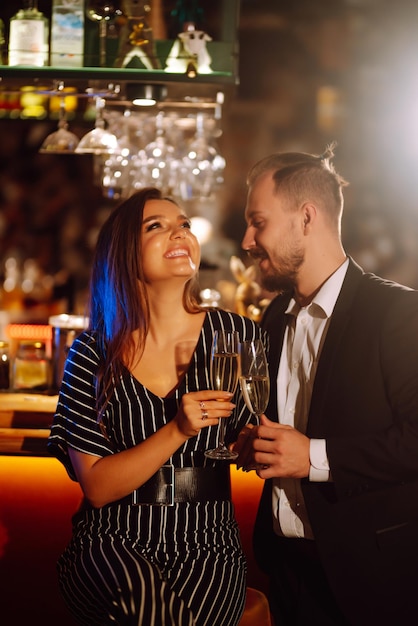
(75, 97, 120, 155)
(39, 99, 80, 154)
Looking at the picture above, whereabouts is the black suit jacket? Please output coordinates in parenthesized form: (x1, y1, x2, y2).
(254, 258, 418, 625)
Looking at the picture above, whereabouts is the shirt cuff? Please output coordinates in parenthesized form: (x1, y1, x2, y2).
(309, 438, 330, 482)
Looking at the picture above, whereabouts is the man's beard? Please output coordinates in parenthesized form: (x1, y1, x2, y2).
(261, 272, 294, 294)
(255, 248, 304, 294)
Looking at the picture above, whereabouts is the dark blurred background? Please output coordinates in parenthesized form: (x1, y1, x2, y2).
(1, 0, 418, 320)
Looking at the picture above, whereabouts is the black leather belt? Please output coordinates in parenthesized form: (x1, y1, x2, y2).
(132, 465, 231, 506)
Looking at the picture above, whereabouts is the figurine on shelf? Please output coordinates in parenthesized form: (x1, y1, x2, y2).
(114, 0, 160, 69)
(229, 256, 271, 323)
(164, 23, 212, 76)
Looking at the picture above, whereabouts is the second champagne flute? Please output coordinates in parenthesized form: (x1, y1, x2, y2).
(239, 339, 270, 425)
(205, 330, 239, 460)
(239, 339, 270, 471)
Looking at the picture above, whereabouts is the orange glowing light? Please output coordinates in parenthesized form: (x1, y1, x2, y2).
(6, 324, 52, 341)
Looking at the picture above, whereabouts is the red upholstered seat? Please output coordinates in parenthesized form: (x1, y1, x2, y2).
(239, 587, 272, 626)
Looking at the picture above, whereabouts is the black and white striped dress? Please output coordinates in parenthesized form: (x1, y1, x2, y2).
(48, 309, 264, 626)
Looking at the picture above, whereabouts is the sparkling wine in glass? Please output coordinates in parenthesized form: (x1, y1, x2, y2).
(205, 330, 239, 460)
(239, 339, 270, 424)
(239, 339, 269, 471)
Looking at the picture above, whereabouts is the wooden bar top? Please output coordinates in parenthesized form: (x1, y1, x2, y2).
(0, 392, 58, 414)
(0, 392, 58, 455)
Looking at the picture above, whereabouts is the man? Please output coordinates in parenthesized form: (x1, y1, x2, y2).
(234, 145, 418, 626)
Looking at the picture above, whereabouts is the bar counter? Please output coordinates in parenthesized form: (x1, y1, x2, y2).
(0, 393, 268, 624)
(0, 392, 58, 455)
(0, 392, 81, 624)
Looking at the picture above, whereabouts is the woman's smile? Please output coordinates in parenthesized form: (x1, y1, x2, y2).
(165, 246, 191, 259)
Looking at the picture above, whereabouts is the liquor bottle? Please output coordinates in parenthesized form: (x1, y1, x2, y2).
(0, 341, 10, 390)
(85, 0, 123, 68)
(8, 0, 49, 67)
(50, 0, 85, 67)
(0, 19, 6, 65)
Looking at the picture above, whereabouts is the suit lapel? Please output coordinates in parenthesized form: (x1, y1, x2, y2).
(306, 258, 364, 435)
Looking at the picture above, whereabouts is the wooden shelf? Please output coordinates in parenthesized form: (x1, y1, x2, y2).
(0, 64, 236, 92)
(0, 42, 238, 108)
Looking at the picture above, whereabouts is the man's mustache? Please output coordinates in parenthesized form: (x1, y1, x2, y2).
(246, 248, 267, 262)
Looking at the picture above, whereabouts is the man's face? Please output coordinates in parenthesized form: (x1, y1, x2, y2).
(242, 172, 304, 293)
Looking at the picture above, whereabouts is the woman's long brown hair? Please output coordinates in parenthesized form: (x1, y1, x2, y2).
(88, 187, 201, 422)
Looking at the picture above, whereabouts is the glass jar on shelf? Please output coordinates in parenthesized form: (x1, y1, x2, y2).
(13, 340, 49, 392)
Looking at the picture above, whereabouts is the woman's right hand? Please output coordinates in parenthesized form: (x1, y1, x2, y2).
(175, 390, 235, 438)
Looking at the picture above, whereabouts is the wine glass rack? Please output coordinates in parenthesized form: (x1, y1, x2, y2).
(0, 1, 240, 202)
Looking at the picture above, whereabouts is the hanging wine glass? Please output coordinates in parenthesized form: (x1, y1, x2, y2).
(142, 112, 176, 192)
(75, 97, 120, 155)
(182, 113, 225, 199)
(121, 111, 153, 193)
(86, 0, 123, 67)
(101, 109, 134, 199)
(39, 98, 80, 154)
(163, 112, 191, 200)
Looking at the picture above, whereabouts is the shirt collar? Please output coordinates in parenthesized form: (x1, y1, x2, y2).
(286, 258, 349, 319)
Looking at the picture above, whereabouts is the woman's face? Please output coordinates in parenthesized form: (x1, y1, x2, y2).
(140, 198, 201, 284)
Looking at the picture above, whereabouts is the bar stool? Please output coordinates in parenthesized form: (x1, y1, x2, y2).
(238, 587, 272, 626)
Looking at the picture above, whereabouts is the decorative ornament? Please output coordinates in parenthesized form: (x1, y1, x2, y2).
(114, 0, 160, 69)
(165, 23, 212, 76)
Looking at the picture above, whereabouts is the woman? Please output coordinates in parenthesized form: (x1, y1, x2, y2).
(48, 187, 264, 626)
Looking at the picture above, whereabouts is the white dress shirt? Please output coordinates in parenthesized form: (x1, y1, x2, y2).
(272, 259, 349, 540)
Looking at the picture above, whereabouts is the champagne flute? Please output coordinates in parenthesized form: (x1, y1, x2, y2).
(205, 330, 240, 460)
(239, 339, 270, 424)
(239, 339, 269, 471)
